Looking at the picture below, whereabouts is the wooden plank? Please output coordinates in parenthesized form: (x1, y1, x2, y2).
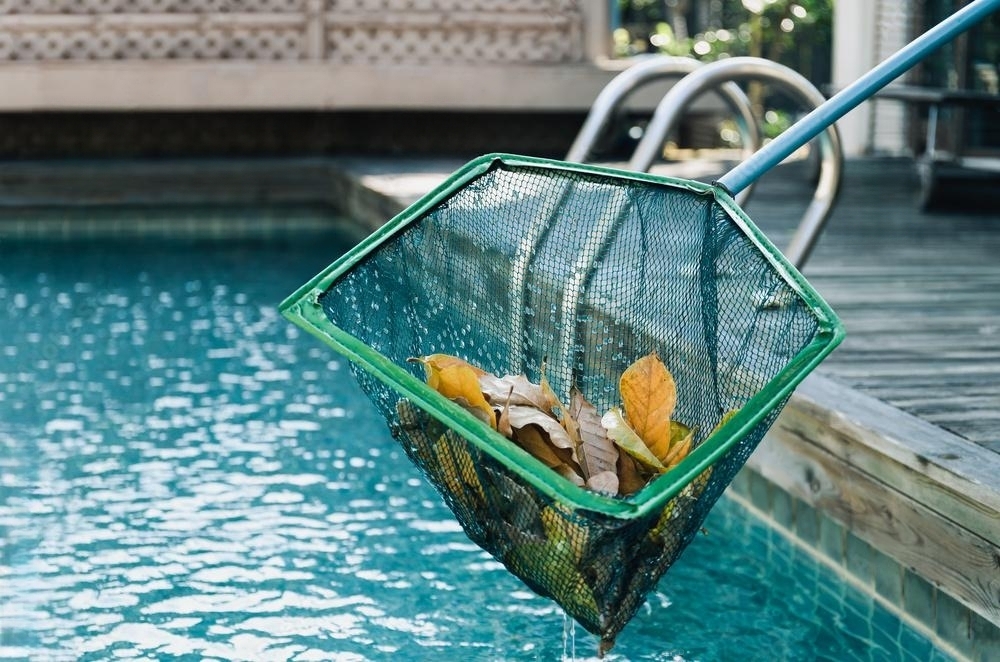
(749, 414, 1000, 627)
(780, 374, 1000, 528)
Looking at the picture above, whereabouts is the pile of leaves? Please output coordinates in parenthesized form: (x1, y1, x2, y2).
(408, 352, 695, 497)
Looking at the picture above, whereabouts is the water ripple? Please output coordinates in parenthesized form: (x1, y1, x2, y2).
(0, 239, 944, 661)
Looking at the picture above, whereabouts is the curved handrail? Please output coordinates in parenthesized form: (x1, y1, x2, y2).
(566, 55, 761, 207)
(629, 57, 843, 269)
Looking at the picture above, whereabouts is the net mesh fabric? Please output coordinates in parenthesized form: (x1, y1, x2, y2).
(317, 161, 825, 648)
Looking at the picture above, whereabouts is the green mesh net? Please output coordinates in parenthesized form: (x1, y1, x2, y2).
(281, 154, 844, 652)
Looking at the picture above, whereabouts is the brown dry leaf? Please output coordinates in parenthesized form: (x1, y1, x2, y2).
(569, 387, 618, 480)
(539, 361, 583, 447)
(619, 353, 676, 462)
(585, 470, 619, 495)
(554, 463, 587, 488)
(497, 390, 514, 438)
(513, 426, 584, 487)
(479, 373, 551, 411)
(505, 404, 577, 457)
(409, 355, 495, 429)
(616, 453, 648, 496)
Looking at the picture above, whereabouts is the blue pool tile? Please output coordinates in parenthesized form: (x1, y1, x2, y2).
(841, 593, 875, 646)
(970, 609, 1000, 662)
(845, 531, 874, 588)
(903, 568, 936, 627)
(818, 513, 845, 563)
(872, 547, 903, 606)
(747, 470, 772, 512)
(794, 498, 820, 546)
(935, 591, 973, 659)
(900, 623, 937, 662)
(728, 469, 751, 496)
(771, 483, 794, 529)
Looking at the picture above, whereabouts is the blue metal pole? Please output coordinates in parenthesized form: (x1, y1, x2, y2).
(717, 0, 1000, 196)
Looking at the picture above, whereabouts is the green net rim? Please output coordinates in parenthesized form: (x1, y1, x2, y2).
(280, 153, 845, 520)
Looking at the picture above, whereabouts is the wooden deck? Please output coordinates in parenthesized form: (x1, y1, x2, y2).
(743, 157, 1000, 454)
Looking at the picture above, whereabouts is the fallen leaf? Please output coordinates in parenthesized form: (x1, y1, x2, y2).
(497, 390, 514, 438)
(539, 360, 584, 447)
(619, 353, 676, 462)
(506, 404, 577, 456)
(570, 387, 618, 480)
(539, 358, 564, 414)
(585, 470, 619, 495)
(710, 409, 740, 436)
(601, 407, 667, 474)
(410, 355, 495, 429)
(512, 425, 584, 486)
(505, 538, 598, 622)
(395, 400, 486, 510)
(554, 463, 587, 487)
(409, 353, 486, 385)
(540, 504, 589, 561)
(661, 421, 695, 469)
(616, 452, 648, 496)
(479, 373, 550, 411)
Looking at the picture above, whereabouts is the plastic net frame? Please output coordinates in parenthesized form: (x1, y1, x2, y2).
(280, 154, 844, 649)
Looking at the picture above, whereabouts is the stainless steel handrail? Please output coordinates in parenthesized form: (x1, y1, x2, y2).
(629, 57, 843, 269)
(565, 56, 762, 207)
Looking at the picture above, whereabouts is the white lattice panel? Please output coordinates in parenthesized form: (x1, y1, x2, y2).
(0, 0, 586, 62)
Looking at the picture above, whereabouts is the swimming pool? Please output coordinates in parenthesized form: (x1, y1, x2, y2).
(0, 231, 950, 661)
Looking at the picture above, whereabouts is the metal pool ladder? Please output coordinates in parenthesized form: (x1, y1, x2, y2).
(566, 55, 844, 270)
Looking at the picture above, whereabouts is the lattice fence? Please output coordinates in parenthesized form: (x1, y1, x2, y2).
(0, 0, 586, 62)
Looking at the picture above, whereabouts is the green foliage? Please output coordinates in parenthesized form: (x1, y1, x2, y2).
(615, 1, 833, 146)
(615, 0, 832, 81)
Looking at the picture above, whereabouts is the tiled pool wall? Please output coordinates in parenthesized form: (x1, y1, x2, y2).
(727, 468, 998, 662)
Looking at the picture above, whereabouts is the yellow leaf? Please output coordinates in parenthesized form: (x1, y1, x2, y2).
(710, 409, 740, 437)
(619, 353, 676, 462)
(434, 430, 488, 506)
(662, 420, 695, 469)
(395, 400, 486, 509)
(601, 407, 667, 474)
(410, 353, 486, 383)
(505, 539, 599, 622)
(409, 355, 495, 429)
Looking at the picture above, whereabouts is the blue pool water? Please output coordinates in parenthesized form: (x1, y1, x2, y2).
(0, 234, 949, 661)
